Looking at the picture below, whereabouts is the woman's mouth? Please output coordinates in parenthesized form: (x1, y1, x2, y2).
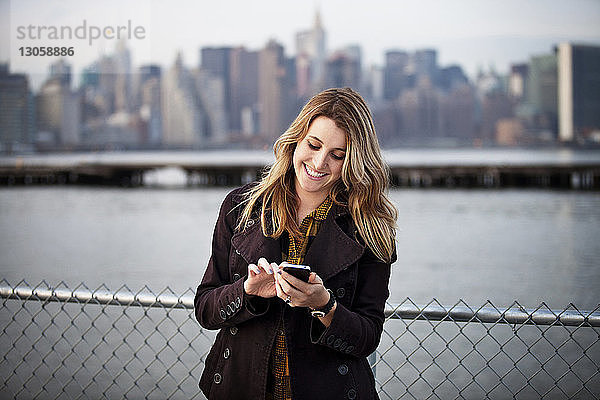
(304, 163, 327, 180)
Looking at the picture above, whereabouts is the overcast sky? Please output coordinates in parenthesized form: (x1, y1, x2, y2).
(2, 0, 600, 89)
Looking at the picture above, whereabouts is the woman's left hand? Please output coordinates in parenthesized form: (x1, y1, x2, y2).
(275, 268, 330, 310)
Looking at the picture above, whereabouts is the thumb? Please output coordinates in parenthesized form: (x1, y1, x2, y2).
(309, 272, 322, 284)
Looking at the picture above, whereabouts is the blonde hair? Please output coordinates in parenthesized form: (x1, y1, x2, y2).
(237, 87, 397, 263)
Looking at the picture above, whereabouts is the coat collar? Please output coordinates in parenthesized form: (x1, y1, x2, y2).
(232, 220, 281, 266)
(231, 203, 364, 281)
(303, 203, 364, 280)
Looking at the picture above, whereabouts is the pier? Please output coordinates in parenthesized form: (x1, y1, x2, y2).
(1, 149, 599, 189)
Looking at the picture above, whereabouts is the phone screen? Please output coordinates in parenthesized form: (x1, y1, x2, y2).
(282, 264, 311, 282)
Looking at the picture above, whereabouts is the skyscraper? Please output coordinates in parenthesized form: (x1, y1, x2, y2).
(201, 47, 232, 132)
(0, 65, 35, 151)
(509, 64, 528, 100)
(398, 79, 442, 142)
(138, 65, 162, 145)
(296, 10, 326, 96)
(414, 49, 438, 84)
(194, 68, 227, 143)
(230, 47, 259, 133)
(259, 40, 289, 140)
(36, 60, 80, 146)
(383, 50, 409, 101)
(162, 53, 208, 147)
(557, 43, 600, 142)
(114, 40, 132, 113)
(325, 46, 362, 90)
(528, 53, 558, 137)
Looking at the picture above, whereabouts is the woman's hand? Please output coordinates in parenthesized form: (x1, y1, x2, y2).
(275, 270, 330, 310)
(243, 257, 278, 298)
(276, 270, 336, 326)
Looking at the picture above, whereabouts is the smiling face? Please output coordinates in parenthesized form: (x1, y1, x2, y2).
(292, 116, 347, 205)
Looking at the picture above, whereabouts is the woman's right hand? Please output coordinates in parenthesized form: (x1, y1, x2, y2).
(243, 257, 278, 298)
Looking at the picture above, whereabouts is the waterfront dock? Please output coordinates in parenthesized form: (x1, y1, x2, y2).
(1, 149, 599, 189)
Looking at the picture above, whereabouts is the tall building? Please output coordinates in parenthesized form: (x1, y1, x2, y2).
(367, 65, 385, 103)
(325, 48, 361, 90)
(194, 68, 227, 143)
(49, 58, 72, 87)
(259, 40, 289, 140)
(0, 65, 35, 151)
(557, 43, 600, 142)
(97, 55, 118, 116)
(138, 65, 162, 145)
(36, 61, 80, 146)
(383, 50, 409, 101)
(441, 84, 478, 142)
(296, 10, 326, 96)
(114, 40, 133, 112)
(162, 53, 208, 147)
(528, 53, 558, 137)
(230, 47, 259, 133)
(481, 91, 514, 142)
(509, 64, 528, 100)
(439, 65, 468, 92)
(398, 79, 442, 142)
(201, 47, 232, 132)
(414, 49, 438, 83)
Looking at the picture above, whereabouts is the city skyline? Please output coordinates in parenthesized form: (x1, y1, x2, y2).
(2, 0, 600, 152)
(2, 0, 600, 90)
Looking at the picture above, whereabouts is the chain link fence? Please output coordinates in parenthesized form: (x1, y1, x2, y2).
(1, 279, 599, 399)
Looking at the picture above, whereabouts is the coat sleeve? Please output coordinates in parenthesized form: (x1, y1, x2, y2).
(194, 187, 269, 330)
(310, 247, 395, 358)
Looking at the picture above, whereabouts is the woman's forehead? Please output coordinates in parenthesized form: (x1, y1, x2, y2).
(305, 117, 347, 147)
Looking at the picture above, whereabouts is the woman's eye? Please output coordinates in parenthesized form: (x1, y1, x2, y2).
(331, 153, 345, 161)
(307, 142, 320, 150)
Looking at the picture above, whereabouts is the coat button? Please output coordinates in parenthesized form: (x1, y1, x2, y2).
(247, 219, 255, 227)
(347, 388, 357, 399)
(345, 345, 354, 353)
(219, 310, 227, 320)
(235, 296, 242, 308)
(326, 335, 335, 346)
(226, 304, 233, 316)
(336, 288, 346, 298)
(334, 339, 342, 348)
(233, 273, 241, 281)
(338, 364, 348, 375)
(230, 326, 238, 336)
(235, 249, 241, 255)
(214, 373, 222, 384)
(339, 342, 348, 352)
(223, 348, 230, 359)
(230, 301, 236, 311)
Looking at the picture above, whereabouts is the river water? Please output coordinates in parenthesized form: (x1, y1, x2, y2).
(1, 186, 599, 310)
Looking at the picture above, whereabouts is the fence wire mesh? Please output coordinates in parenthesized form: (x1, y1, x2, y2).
(1, 279, 599, 399)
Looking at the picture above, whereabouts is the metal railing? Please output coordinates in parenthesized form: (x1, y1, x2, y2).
(1, 280, 599, 399)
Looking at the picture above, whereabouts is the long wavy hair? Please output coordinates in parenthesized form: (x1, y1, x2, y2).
(236, 87, 397, 263)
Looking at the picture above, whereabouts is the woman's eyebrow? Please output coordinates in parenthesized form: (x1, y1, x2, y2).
(307, 135, 346, 152)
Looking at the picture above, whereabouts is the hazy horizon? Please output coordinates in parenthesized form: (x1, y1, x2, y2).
(2, 0, 600, 91)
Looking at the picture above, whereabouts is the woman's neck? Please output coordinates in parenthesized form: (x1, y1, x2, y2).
(296, 191, 328, 223)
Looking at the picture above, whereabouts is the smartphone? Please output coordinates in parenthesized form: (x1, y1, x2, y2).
(282, 263, 311, 282)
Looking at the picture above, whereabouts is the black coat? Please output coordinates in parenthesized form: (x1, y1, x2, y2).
(195, 185, 395, 399)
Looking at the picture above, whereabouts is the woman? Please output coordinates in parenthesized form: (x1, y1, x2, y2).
(195, 87, 397, 400)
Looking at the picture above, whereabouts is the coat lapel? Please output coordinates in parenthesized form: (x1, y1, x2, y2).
(232, 220, 282, 265)
(303, 206, 364, 281)
(231, 205, 364, 279)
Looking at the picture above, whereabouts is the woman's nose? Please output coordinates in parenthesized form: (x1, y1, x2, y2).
(313, 151, 328, 170)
